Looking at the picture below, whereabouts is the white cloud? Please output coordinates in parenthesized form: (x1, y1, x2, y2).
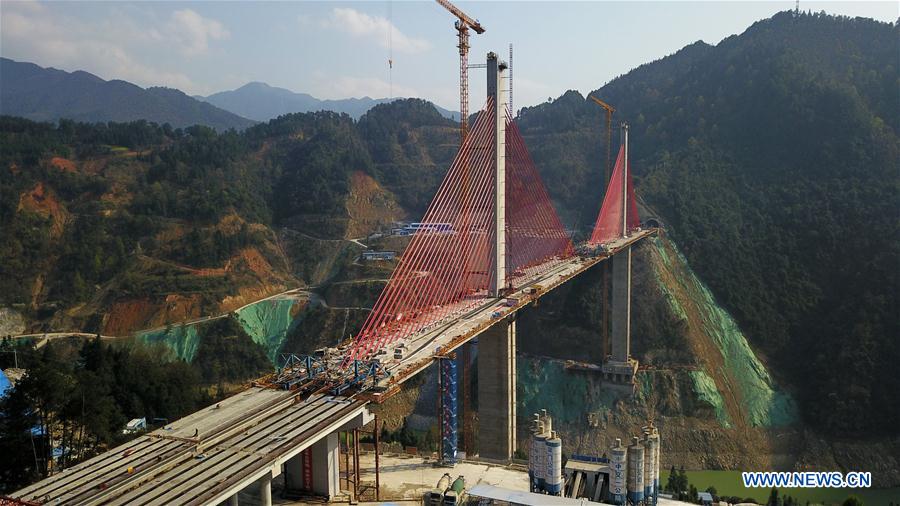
(168, 9, 230, 56)
(0, 3, 230, 94)
(327, 7, 430, 54)
(514, 77, 560, 110)
(312, 74, 419, 101)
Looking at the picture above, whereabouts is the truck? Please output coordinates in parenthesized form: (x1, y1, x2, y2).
(504, 297, 520, 307)
(424, 473, 453, 506)
(445, 476, 466, 505)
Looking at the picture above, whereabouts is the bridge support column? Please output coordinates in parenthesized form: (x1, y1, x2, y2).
(477, 316, 516, 461)
(312, 432, 340, 498)
(602, 246, 638, 386)
(258, 474, 272, 506)
(284, 432, 340, 499)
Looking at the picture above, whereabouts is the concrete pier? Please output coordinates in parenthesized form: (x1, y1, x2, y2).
(311, 432, 340, 497)
(611, 245, 631, 363)
(478, 316, 517, 461)
(258, 474, 272, 506)
(603, 245, 638, 385)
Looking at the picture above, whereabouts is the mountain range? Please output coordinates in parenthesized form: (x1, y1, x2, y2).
(0, 58, 457, 129)
(199, 82, 459, 121)
(0, 58, 254, 131)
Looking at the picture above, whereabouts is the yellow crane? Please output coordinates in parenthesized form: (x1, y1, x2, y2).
(435, 1, 484, 461)
(589, 95, 616, 183)
(435, 0, 485, 143)
(589, 95, 615, 360)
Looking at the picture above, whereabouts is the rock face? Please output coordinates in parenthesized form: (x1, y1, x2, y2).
(0, 307, 26, 336)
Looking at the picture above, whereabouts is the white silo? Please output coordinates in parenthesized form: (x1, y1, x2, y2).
(529, 414, 542, 493)
(627, 436, 645, 505)
(545, 430, 563, 496)
(649, 423, 661, 506)
(642, 431, 654, 504)
(534, 426, 547, 492)
(609, 438, 627, 505)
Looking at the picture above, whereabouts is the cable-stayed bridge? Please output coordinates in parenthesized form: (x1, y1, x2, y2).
(8, 52, 657, 506)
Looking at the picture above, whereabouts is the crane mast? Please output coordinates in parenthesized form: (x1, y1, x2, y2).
(589, 95, 616, 183)
(434, 0, 484, 461)
(435, 0, 485, 143)
(589, 95, 616, 361)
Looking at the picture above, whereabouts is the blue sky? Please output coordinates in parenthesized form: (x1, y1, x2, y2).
(1, 1, 895, 111)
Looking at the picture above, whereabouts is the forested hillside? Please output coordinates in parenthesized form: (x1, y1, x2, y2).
(0, 98, 455, 335)
(517, 11, 899, 436)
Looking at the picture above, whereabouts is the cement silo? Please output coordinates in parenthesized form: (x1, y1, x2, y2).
(642, 431, 654, 504)
(649, 423, 661, 506)
(534, 426, 547, 492)
(528, 414, 544, 493)
(545, 431, 563, 496)
(609, 438, 627, 505)
(627, 436, 645, 505)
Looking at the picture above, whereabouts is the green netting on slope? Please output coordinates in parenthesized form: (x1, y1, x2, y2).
(635, 372, 654, 403)
(517, 356, 620, 426)
(651, 238, 689, 322)
(653, 238, 797, 428)
(135, 324, 201, 362)
(689, 370, 732, 428)
(235, 298, 299, 364)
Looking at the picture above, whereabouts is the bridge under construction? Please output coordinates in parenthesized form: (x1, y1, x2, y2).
(8, 52, 657, 506)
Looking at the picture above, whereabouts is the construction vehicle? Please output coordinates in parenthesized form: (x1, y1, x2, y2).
(435, 0, 485, 142)
(525, 284, 543, 296)
(425, 473, 454, 505)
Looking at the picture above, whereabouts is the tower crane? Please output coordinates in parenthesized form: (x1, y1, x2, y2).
(435, 0, 485, 143)
(589, 95, 616, 182)
(589, 95, 615, 361)
(434, 1, 483, 459)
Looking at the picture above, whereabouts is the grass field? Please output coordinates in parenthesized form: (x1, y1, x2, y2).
(659, 470, 899, 505)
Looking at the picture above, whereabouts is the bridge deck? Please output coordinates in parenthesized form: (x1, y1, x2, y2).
(11, 389, 366, 506)
(363, 229, 656, 399)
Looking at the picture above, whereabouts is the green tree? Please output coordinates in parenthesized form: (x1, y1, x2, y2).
(768, 487, 780, 506)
